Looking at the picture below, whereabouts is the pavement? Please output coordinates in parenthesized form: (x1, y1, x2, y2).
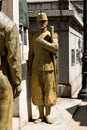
(13, 97, 85, 130)
(69, 99, 87, 130)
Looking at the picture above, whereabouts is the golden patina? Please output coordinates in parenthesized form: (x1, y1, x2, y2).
(28, 11, 58, 124)
(0, 11, 22, 130)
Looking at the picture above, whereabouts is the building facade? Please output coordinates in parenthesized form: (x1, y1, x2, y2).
(27, 0, 83, 98)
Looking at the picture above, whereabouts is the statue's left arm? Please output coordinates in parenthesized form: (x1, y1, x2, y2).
(5, 24, 22, 98)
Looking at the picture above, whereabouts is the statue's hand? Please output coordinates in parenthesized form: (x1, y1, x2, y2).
(13, 85, 22, 98)
(52, 33, 58, 41)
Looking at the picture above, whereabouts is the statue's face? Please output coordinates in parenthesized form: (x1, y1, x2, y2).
(37, 20, 48, 30)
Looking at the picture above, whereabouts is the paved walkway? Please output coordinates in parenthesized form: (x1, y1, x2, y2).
(17, 98, 81, 130)
(12, 97, 87, 130)
(69, 99, 87, 130)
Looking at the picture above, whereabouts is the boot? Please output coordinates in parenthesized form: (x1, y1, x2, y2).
(34, 106, 44, 123)
(45, 106, 53, 124)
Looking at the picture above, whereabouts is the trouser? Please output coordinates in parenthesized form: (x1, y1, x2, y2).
(0, 71, 13, 130)
(30, 71, 56, 106)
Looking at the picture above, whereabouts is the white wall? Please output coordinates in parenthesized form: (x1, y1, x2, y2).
(12, 0, 29, 128)
(69, 27, 83, 83)
(13, 0, 19, 27)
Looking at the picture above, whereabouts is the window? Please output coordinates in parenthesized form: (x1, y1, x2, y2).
(76, 50, 79, 63)
(71, 49, 75, 66)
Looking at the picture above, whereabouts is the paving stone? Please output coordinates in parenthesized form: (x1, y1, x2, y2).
(19, 98, 81, 130)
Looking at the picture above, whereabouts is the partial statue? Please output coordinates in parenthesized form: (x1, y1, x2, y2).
(28, 10, 58, 124)
(0, 0, 22, 130)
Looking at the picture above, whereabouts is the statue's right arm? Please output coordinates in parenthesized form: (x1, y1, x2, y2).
(40, 38, 58, 53)
(35, 34, 58, 53)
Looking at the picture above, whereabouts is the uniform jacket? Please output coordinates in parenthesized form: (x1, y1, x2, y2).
(0, 12, 22, 87)
(28, 29, 58, 74)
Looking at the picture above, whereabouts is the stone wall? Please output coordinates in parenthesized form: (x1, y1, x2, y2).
(2, 0, 13, 20)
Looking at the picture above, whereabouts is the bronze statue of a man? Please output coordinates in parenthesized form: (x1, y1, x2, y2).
(0, 0, 22, 130)
(28, 11, 58, 124)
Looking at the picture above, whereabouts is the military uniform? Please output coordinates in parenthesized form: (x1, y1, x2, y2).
(28, 11, 58, 124)
(0, 12, 22, 130)
(29, 29, 58, 106)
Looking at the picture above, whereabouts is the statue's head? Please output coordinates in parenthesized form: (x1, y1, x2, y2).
(36, 10, 48, 30)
